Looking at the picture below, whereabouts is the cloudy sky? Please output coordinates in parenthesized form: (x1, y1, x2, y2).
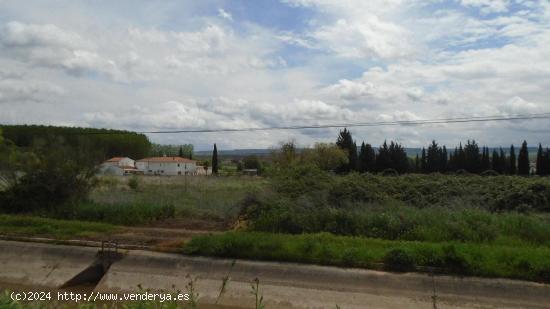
(1, 0, 549, 150)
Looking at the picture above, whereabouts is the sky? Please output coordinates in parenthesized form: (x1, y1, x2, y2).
(0, 0, 549, 150)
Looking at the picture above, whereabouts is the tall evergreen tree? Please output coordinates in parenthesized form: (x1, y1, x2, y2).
(441, 146, 448, 172)
(536, 143, 544, 176)
(491, 149, 500, 173)
(452, 143, 465, 171)
(509, 145, 516, 175)
(481, 146, 491, 171)
(415, 154, 420, 173)
(376, 141, 391, 172)
(518, 140, 530, 175)
(336, 128, 357, 173)
(499, 148, 507, 174)
(358, 142, 376, 173)
(426, 140, 441, 173)
(389, 141, 409, 174)
(212, 143, 219, 175)
(544, 148, 550, 176)
(464, 140, 481, 173)
(178, 146, 184, 158)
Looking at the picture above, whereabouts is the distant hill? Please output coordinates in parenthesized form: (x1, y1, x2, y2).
(194, 148, 272, 158)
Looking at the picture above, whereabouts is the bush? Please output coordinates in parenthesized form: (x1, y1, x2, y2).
(128, 176, 141, 190)
(381, 168, 399, 176)
(383, 249, 415, 272)
(480, 170, 499, 177)
(0, 138, 98, 214)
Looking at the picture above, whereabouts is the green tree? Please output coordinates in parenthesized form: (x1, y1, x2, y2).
(481, 146, 491, 171)
(335, 129, 357, 173)
(243, 155, 262, 174)
(0, 136, 99, 214)
(358, 142, 376, 173)
(271, 140, 297, 169)
(463, 140, 481, 173)
(491, 149, 501, 173)
(509, 145, 517, 175)
(536, 144, 547, 176)
(518, 140, 530, 175)
(212, 144, 219, 175)
(179, 146, 184, 157)
(302, 143, 348, 172)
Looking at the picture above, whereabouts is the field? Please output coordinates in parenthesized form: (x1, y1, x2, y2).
(77, 175, 267, 227)
(3, 170, 550, 282)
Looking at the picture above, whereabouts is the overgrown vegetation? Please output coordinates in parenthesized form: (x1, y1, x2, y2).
(0, 135, 99, 214)
(88, 176, 267, 224)
(184, 232, 550, 283)
(0, 214, 118, 239)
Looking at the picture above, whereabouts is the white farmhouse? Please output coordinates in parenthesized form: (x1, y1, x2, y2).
(136, 157, 197, 175)
(100, 157, 138, 176)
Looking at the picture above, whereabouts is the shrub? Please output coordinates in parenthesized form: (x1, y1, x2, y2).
(128, 176, 141, 190)
(381, 168, 399, 176)
(383, 249, 415, 272)
(480, 170, 499, 177)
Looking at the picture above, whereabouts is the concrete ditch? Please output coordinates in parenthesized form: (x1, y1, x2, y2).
(1, 239, 550, 308)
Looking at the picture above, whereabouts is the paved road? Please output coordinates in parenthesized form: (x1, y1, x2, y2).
(1, 240, 549, 308)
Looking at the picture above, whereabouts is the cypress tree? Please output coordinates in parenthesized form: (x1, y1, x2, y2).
(481, 146, 491, 171)
(376, 141, 391, 172)
(359, 142, 376, 173)
(212, 143, 219, 175)
(518, 141, 530, 175)
(441, 146, 448, 172)
(178, 146, 184, 158)
(426, 140, 441, 173)
(509, 145, 516, 175)
(464, 140, 481, 173)
(499, 148, 506, 174)
(358, 142, 366, 172)
(544, 148, 550, 176)
(536, 144, 544, 176)
(491, 149, 501, 173)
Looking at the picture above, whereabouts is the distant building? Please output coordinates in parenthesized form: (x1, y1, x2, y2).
(100, 157, 138, 176)
(136, 157, 197, 175)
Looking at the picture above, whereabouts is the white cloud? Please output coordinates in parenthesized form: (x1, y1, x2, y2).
(1, 1, 550, 149)
(459, 0, 510, 14)
(218, 8, 233, 21)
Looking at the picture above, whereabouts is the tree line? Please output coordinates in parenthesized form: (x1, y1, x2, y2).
(335, 129, 550, 176)
(1, 125, 152, 160)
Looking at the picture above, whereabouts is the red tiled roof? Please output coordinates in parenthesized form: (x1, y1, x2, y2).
(137, 157, 195, 163)
(106, 157, 129, 162)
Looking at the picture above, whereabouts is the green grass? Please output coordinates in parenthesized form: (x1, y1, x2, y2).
(90, 175, 267, 222)
(0, 214, 118, 239)
(246, 203, 550, 246)
(184, 232, 550, 283)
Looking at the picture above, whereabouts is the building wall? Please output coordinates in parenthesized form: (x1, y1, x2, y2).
(137, 161, 197, 175)
(117, 158, 135, 167)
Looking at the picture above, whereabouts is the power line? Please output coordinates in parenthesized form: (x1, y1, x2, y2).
(139, 112, 550, 134)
